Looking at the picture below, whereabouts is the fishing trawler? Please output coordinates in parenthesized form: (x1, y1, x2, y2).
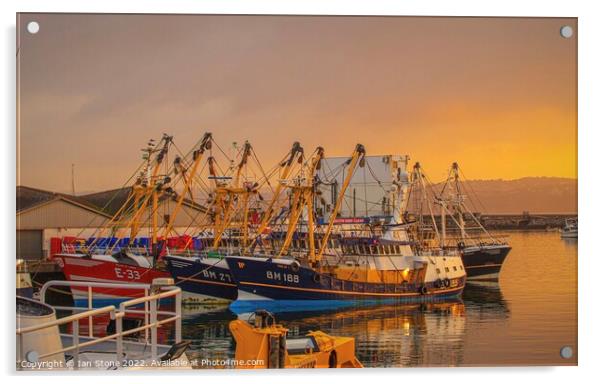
(54, 133, 233, 305)
(226, 145, 466, 304)
(163, 141, 305, 303)
(53, 134, 177, 305)
(433, 163, 511, 281)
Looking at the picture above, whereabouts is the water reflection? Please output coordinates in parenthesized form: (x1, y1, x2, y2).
(176, 231, 575, 367)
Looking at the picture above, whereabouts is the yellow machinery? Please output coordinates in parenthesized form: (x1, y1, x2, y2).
(229, 310, 363, 369)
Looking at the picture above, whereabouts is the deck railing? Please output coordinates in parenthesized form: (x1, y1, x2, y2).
(17, 280, 182, 369)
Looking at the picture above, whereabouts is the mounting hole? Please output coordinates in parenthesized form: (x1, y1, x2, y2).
(560, 25, 573, 39)
(560, 346, 573, 359)
(25, 350, 39, 362)
(27, 21, 40, 34)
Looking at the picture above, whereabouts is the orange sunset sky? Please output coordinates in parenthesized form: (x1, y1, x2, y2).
(17, 14, 577, 193)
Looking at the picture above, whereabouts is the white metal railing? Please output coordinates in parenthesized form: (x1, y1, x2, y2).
(17, 280, 182, 370)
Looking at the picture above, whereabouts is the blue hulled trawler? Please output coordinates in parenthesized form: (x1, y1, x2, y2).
(226, 145, 466, 305)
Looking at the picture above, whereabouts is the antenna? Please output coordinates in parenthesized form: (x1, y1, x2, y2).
(71, 163, 76, 195)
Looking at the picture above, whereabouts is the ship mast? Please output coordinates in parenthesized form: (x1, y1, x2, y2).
(127, 134, 173, 244)
(161, 132, 212, 238)
(276, 147, 324, 259)
(450, 162, 466, 239)
(245, 142, 304, 255)
(412, 162, 441, 246)
(212, 141, 254, 249)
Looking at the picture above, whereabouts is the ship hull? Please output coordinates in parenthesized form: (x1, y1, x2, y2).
(461, 244, 511, 281)
(226, 256, 465, 302)
(164, 255, 237, 303)
(54, 254, 171, 307)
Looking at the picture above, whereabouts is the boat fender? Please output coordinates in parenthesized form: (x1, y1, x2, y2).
(290, 261, 300, 272)
(312, 273, 320, 283)
(420, 285, 428, 295)
(434, 279, 442, 288)
(443, 278, 451, 288)
(328, 351, 338, 368)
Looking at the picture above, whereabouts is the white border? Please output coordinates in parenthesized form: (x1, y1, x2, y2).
(2, 1, 599, 383)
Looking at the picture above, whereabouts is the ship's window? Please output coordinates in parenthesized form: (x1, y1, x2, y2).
(436, 268, 441, 274)
(460, 265, 464, 270)
(453, 266, 457, 271)
(445, 267, 450, 273)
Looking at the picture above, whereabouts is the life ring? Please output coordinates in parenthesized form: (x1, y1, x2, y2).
(443, 278, 451, 288)
(434, 279, 443, 289)
(290, 261, 300, 273)
(420, 285, 428, 295)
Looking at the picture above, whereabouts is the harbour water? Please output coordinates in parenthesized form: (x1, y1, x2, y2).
(179, 231, 577, 367)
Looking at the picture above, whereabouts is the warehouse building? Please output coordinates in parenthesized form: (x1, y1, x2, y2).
(16, 186, 208, 260)
(16, 186, 112, 260)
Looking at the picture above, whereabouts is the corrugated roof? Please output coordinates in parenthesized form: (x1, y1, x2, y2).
(17, 185, 207, 219)
(80, 187, 134, 216)
(16, 186, 56, 211)
(16, 186, 113, 218)
(80, 187, 207, 216)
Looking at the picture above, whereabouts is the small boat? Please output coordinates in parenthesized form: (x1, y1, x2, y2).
(560, 218, 578, 239)
(229, 310, 363, 368)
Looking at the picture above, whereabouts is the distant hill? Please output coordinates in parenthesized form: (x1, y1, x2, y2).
(45, 176, 578, 216)
(446, 177, 577, 214)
